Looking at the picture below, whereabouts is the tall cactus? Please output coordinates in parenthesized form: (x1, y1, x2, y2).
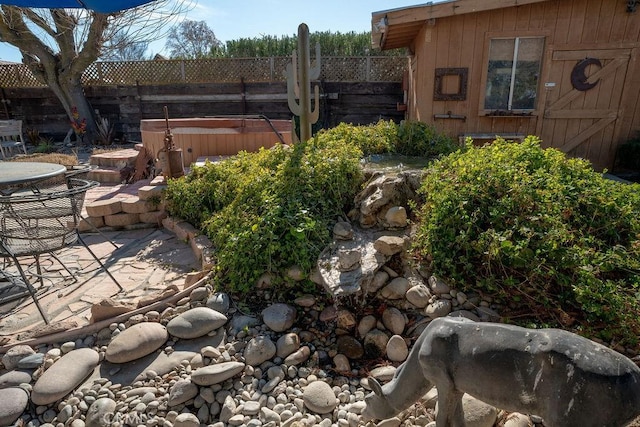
(286, 23, 321, 143)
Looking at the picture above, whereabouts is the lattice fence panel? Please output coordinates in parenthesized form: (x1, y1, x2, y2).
(321, 57, 368, 81)
(0, 64, 45, 88)
(183, 58, 273, 82)
(368, 57, 407, 81)
(272, 57, 291, 82)
(0, 57, 406, 87)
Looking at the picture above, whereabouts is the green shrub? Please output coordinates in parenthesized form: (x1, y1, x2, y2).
(165, 139, 363, 293)
(396, 120, 458, 158)
(314, 120, 397, 155)
(313, 119, 459, 159)
(413, 136, 640, 346)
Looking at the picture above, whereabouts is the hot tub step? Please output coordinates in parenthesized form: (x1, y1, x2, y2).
(90, 148, 140, 169)
(88, 167, 123, 184)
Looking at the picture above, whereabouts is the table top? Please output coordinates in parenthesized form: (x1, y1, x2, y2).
(0, 162, 67, 186)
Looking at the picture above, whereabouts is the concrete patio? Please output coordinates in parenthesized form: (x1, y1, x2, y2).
(0, 178, 204, 347)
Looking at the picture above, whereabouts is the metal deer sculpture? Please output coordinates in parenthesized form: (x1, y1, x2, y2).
(363, 317, 640, 427)
(286, 23, 321, 143)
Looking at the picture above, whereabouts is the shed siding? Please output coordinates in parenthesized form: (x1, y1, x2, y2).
(406, 0, 640, 169)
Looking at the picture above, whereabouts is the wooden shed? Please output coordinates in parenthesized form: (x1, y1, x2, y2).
(371, 0, 640, 170)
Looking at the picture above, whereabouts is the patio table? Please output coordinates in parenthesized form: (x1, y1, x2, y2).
(0, 162, 67, 190)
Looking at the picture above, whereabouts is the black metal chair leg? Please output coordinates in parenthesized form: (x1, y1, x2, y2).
(76, 231, 123, 292)
(8, 253, 49, 324)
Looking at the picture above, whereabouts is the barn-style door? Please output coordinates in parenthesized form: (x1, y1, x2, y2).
(539, 48, 630, 168)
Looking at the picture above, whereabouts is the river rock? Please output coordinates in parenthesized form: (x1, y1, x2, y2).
(286, 265, 305, 281)
(276, 333, 300, 358)
(0, 370, 32, 389)
(174, 413, 200, 427)
(405, 284, 431, 308)
(386, 335, 409, 362)
(191, 362, 245, 386)
(283, 346, 311, 366)
(85, 398, 117, 427)
(502, 412, 533, 427)
(105, 322, 168, 363)
(364, 270, 389, 294)
(2, 345, 35, 370)
(337, 335, 364, 359)
(336, 309, 357, 330)
(357, 315, 377, 338)
(363, 329, 389, 358)
(262, 303, 296, 332)
(206, 292, 231, 314)
(244, 336, 277, 366)
(303, 381, 337, 414)
(435, 394, 497, 427)
(333, 221, 354, 240)
(293, 294, 316, 307)
(228, 315, 260, 334)
(428, 276, 451, 295)
(168, 378, 199, 406)
(333, 354, 351, 373)
(189, 286, 209, 302)
(17, 352, 45, 369)
(369, 365, 397, 382)
(379, 277, 411, 299)
(385, 206, 407, 228)
(338, 249, 361, 271)
(477, 306, 501, 322)
(0, 387, 28, 425)
(425, 299, 452, 318)
(31, 348, 100, 405)
(373, 235, 405, 256)
(260, 407, 281, 424)
(166, 307, 227, 339)
(382, 307, 405, 335)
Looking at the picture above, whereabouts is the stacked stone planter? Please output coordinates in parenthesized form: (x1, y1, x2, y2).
(81, 177, 167, 231)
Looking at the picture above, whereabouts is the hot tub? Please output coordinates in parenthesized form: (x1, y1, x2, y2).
(140, 117, 293, 167)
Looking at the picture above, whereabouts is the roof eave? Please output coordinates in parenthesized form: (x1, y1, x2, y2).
(371, 0, 551, 50)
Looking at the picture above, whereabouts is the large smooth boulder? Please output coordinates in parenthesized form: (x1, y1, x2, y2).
(105, 322, 168, 363)
(191, 362, 245, 386)
(32, 348, 100, 405)
(0, 387, 28, 425)
(166, 307, 227, 339)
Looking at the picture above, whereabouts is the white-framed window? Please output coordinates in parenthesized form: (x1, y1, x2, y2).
(484, 37, 544, 112)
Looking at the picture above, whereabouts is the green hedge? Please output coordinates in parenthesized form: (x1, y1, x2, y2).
(413, 137, 640, 346)
(165, 137, 363, 292)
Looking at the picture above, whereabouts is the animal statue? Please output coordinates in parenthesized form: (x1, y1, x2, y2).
(363, 317, 640, 426)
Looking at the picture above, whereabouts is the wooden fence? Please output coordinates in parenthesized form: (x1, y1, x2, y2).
(0, 56, 406, 87)
(0, 57, 407, 142)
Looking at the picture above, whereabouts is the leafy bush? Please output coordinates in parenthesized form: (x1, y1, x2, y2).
(313, 119, 459, 159)
(396, 120, 459, 158)
(413, 137, 640, 346)
(165, 139, 363, 292)
(314, 120, 397, 156)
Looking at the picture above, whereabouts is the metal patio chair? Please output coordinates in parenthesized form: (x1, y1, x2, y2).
(0, 178, 123, 324)
(0, 120, 27, 160)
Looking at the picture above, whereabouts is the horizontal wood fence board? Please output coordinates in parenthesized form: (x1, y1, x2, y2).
(1, 81, 403, 141)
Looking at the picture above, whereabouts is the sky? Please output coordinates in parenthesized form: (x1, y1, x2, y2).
(0, 0, 418, 62)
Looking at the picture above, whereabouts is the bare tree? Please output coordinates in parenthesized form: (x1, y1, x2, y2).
(101, 30, 150, 61)
(165, 20, 221, 59)
(0, 2, 191, 143)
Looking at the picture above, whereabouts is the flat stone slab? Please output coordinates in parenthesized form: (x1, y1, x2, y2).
(105, 322, 168, 364)
(31, 348, 100, 405)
